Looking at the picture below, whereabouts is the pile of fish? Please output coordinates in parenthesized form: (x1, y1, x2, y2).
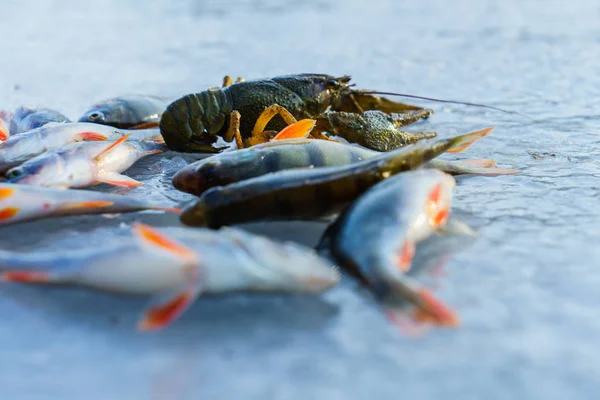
(0, 74, 518, 333)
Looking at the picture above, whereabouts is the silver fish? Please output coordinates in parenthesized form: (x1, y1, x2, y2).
(321, 169, 463, 327)
(0, 183, 179, 226)
(8, 106, 70, 136)
(6, 136, 166, 188)
(173, 137, 517, 196)
(78, 95, 169, 129)
(0, 122, 163, 173)
(0, 223, 340, 331)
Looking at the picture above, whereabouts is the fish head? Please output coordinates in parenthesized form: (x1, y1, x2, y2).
(172, 151, 255, 195)
(221, 228, 341, 292)
(78, 109, 109, 125)
(5, 152, 67, 187)
(0, 133, 44, 173)
(365, 170, 458, 280)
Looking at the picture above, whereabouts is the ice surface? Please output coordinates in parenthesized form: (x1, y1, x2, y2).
(1, 0, 600, 398)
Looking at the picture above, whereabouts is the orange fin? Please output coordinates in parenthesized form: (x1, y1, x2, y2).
(2, 271, 51, 283)
(132, 222, 196, 262)
(138, 288, 199, 332)
(395, 239, 415, 273)
(61, 201, 114, 210)
(0, 119, 8, 141)
(143, 149, 164, 156)
(272, 119, 316, 141)
(428, 183, 442, 204)
(94, 134, 130, 162)
(97, 173, 142, 187)
(447, 127, 494, 153)
(413, 289, 459, 327)
(384, 308, 432, 338)
(0, 206, 19, 221)
(457, 158, 496, 168)
(433, 208, 449, 227)
(0, 187, 15, 200)
(76, 131, 109, 141)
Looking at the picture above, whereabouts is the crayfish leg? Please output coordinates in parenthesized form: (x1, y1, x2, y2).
(222, 76, 245, 88)
(250, 104, 298, 139)
(222, 75, 233, 88)
(244, 130, 278, 147)
(223, 110, 244, 149)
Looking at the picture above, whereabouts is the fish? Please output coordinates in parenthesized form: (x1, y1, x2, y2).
(78, 95, 170, 129)
(172, 137, 517, 196)
(318, 169, 463, 328)
(6, 135, 166, 188)
(0, 223, 340, 331)
(180, 127, 493, 228)
(0, 183, 180, 226)
(0, 122, 164, 173)
(6, 106, 70, 137)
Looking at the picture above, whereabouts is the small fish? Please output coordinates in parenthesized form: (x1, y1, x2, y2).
(8, 106, 70, 136)
(180, 128, 493, 228)
(6, 135, 166, 188)
(319, 169, 463, 328)
(0, 223, 340, 331)
(78, 95, 170, 129)
(0, 183, 180, 226)
(0, 122, 163, 173)
(172, 137, 517, 196)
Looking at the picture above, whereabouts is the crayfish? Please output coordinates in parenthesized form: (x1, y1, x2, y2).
(159, 74, 435, 153)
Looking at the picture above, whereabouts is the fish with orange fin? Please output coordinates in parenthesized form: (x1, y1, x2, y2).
(317, 169, 472, 329)
(172, 132, 516, 197)
(0, 183, 180, 226)
(0, 122, 164, 173)
(5, 135, 166, 188)
(180, 127, 493, 228)
(0, 223, 340, 331)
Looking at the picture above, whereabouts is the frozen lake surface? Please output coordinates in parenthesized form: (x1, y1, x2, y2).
(1, 0, 599, 398)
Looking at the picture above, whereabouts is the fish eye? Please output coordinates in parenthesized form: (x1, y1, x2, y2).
(6, 168, 24, 180)
(87, 111, 104, 122)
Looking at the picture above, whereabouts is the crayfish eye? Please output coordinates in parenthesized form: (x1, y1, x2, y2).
(326, 79, 340, 90)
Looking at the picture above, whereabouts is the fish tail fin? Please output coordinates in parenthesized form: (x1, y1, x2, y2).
(388, 280, 459, 329)
(446, 127, 494, 153)
(412, 288, 459, 327)
(428, 159, 518, 176)
(452, 159, 518, 175)
(457, 158, 497, 168)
